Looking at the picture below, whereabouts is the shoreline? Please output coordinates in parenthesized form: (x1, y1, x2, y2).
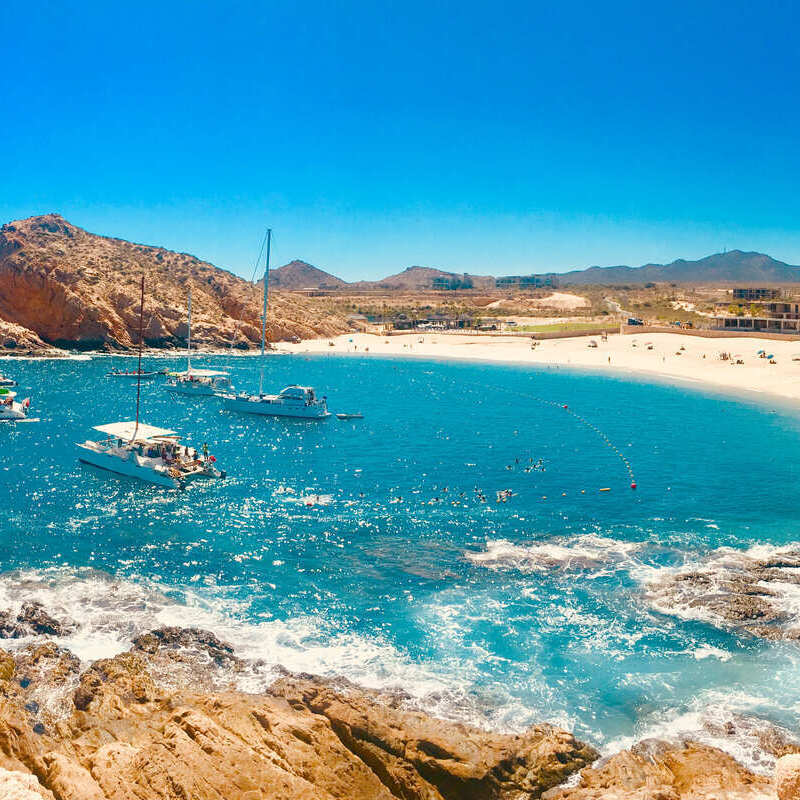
(280, 331, 800, 408)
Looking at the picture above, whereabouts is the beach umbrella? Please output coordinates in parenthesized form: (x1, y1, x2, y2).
(757, 349, 766, 354)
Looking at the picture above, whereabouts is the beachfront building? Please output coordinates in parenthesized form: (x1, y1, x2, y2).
(732, 287, 784, 301)
(714, 299, 800, 333)
(431, 274, 475, 290)
(496, 274, 559, 289)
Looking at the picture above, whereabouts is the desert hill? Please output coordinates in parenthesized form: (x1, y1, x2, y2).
(549, 250, 800, 286)
(0, 215, 349, 351)
(269, 259, 347, 290)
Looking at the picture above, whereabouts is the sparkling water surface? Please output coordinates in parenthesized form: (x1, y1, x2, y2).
(2, 353, 800, 767)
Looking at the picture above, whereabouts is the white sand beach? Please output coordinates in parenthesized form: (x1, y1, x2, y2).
(283, 331, 800, 403)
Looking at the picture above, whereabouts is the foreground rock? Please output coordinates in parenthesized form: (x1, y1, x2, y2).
(545, 739, 773, 800)
(0, 624, 786, 799)
(0, 628, 598, 799)
(643, 545, 800, 641)
(0, 214, 349, 350)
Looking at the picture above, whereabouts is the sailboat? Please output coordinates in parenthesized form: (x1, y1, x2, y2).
(221, 229, 329, 419)
(77, 276, 226, 488)
(163, 286, 233, 396)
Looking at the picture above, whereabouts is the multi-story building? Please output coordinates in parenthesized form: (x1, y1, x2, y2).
(732, 287, 783, 301)
(495, 275, 558, 289)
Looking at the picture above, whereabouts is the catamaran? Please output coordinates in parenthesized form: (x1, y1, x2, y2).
(0, 389, 31, 422)
(78, 276, 225, 488)
(163, 287, 233, 396)
(220, 228, 329, 419)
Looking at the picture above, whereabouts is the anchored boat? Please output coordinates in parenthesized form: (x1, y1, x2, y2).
(79, 276, 225, 488)
(0, 389, 31, 422)
(77, 421, 224, 488)
(225, 384, 329, 418)
(163, 288, 233, 396)
(0, 374, 17, 387)
(220, 228, 329, 420)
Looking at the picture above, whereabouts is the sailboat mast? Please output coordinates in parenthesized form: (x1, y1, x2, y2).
(132, 275, 145, 442)
(258, 228, 271, 396)
(187, 285, 192, 372)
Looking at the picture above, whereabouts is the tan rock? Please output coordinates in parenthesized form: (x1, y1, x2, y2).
(0, 766, 53, 799)
(0, 214, 351, 350)
(546, 740, 773, 800)
(776, 753, 800, 800)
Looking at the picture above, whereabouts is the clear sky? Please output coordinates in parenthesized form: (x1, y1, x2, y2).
(3, 0, 799, 280)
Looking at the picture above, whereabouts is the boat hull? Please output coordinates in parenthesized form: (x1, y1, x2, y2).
(164, 383, 217, 396)
(77, 446, 180, 488)
(223, 396, 329, 419)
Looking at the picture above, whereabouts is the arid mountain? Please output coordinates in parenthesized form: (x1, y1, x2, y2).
(270, 259, 347, 290)
(353, 265, 496, 291)
(549, 250, 800, 286)
(0, 215, 349, 351)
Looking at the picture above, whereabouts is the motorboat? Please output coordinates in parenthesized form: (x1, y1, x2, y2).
(221, 228, 330, 421)
(223, 384, 329, 418)
(336, 413, 363, 420)
(0, 374, 16, 387)
(164, 368, 232, 396)
(0, 389, 31, 422)
(77, 421, 224, 488)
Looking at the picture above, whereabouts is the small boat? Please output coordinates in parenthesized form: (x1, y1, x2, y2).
(0, 389, 31, 422)
(0, 374, 17, 387)
(106, 368, 159, 380)
(221, 228, 329, 420)
(165, 368, 233, 396)
(77, 421, 224, 488)
(336, 413, 363, 420)
(163, 287, 234, 396)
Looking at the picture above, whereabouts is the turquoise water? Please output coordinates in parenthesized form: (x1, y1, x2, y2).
(2, 353, 800, 768)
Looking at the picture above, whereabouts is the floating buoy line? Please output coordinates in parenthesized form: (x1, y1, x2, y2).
(406, 372, 639, 502)
(480, 379, 638, 492)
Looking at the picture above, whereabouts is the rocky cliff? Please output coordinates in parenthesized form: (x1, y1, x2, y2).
(0, 619, 789, 799)
(0, 215, 349, 351)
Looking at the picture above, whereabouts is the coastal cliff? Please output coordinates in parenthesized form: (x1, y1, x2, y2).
(0, 620, 789, 799)
(0, 214, 349, 352)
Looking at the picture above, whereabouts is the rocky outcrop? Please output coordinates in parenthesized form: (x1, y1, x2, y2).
(643, 545, 800, 641)
(0, 214, 350, 350)
(545, 739, 773, 800)
(0, 628, 599, 799)
(0, 622, 788, 799)
(0, 603, 78, 639)
(776, 754, 800, 800)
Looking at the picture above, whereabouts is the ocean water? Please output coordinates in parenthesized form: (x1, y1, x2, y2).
(2, 352, 800, 770)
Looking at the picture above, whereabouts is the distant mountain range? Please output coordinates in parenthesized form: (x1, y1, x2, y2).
(543, 251, 800, 286)
(274, 250, 800, 289)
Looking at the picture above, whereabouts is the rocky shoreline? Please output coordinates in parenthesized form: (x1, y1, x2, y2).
(0, 619, 794, 799)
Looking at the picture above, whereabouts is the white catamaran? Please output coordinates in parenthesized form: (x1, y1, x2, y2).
(164, 287, 233, 396)
(221, 229, 329, 419)
(77, 276, 226, 488)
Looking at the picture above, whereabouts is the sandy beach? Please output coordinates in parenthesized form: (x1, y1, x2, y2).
(283, 331, 800, 404)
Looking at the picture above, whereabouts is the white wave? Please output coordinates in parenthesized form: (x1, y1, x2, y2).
(0, 568, 488, 725)
(466, 534, 643, 574)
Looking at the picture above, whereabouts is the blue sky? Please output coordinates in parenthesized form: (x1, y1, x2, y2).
(2, 0, 799, 280)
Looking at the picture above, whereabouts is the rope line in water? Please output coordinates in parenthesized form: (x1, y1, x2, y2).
(426, 372, 638, 491)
